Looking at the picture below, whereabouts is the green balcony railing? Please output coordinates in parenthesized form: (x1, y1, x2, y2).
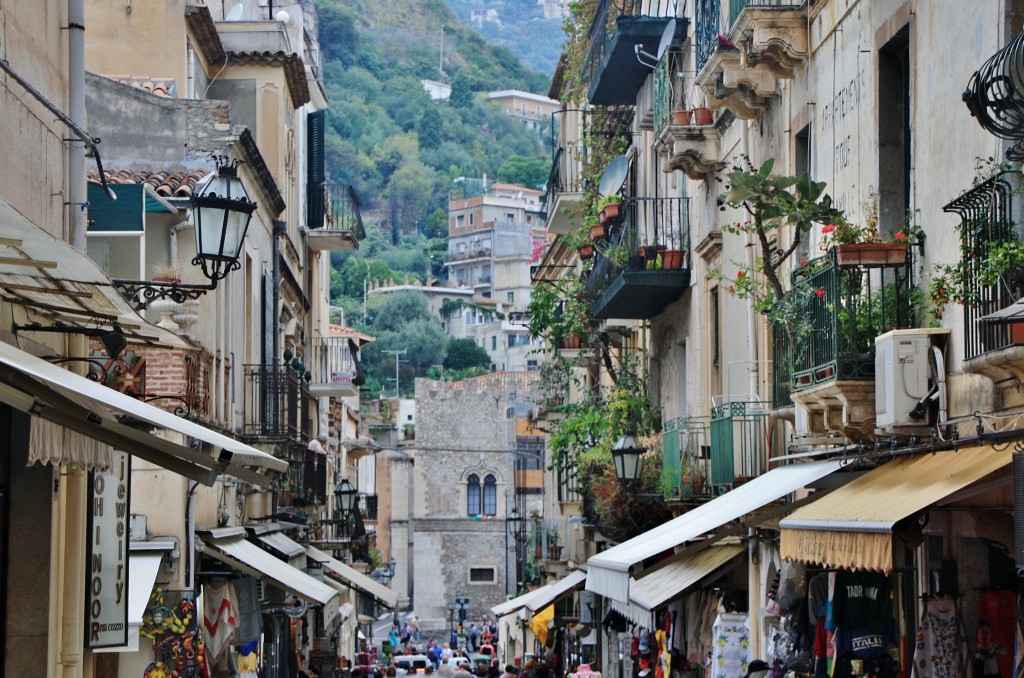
(710, 400, 769, 490)
(779, 249, 917, 394)
(662, 416, 710, 498)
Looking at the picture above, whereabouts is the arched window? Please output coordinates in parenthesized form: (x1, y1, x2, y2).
(482, 475, 497, 516)
(467, 474, 481, 516)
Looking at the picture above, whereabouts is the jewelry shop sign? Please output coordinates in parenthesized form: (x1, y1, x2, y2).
(85, 450, 131, 648)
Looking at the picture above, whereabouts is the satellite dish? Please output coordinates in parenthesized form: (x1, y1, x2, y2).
(657, 19, 678, 60)
(225, 3, 244, 21)
(598, 156, 629, 196)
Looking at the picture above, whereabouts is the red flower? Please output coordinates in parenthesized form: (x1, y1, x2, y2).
(821, 224, 836, 234)
(799, 258, 807, 267)
(737, 270, 746, 280)
(894, 231, 906, 241)
(815, 288, 826, 299)
(728, 284, 736, 294)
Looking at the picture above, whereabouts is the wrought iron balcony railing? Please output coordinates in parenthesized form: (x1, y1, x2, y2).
(662, 416, 710, 498)
(710, 399, 770, 490)
(585, 196, 691, 319)
(773, 249, 916, 396)
(943, 171, 1023, 360)
(241, 363, 311, 443)
(307, 336, 361, 398)
(325, 184, 366, 240)
(695, 0, 724, 74)
(360, 493, 378, 521)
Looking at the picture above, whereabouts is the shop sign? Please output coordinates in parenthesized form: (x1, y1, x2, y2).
(85, 450, 131, 648)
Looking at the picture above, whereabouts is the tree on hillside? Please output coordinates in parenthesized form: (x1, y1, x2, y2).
(317, 4, 359, 66)
(367, 291, 432, 333)
(443, 338, 491, 370)
(498, 155, 549, 189)
(418, 107, 443, 150)
(386, 161, 434, 245)
(450, 73, 473, 109)
(424, 208, 448, 239)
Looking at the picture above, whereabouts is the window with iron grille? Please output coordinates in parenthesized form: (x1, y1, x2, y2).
(469, 567, 495, 583)
(710, 286, 720, 367)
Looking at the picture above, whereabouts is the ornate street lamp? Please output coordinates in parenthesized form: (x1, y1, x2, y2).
(611, 431, 645, 484)
(335, 478, 358, 515)
(113, 157, 257, 311)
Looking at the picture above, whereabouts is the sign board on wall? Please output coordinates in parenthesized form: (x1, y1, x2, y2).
(85, 450, 131, 648)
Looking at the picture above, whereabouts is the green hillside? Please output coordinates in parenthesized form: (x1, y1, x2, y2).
(315, 0, 555, 396)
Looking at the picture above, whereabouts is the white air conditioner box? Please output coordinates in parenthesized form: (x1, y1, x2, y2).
(875, 328, 949, 430)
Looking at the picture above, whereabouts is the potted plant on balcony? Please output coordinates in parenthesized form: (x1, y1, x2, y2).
(690, 85, 713, 126)
(546, 529, 562, 560)
(586, 214, 605, 240)
(598, 194, 622, 226)
(819, 193, 912, 269)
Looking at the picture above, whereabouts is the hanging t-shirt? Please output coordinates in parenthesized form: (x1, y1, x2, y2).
(808, 573, 830, 624)
(912, 598, 966, 678)
(711, 612, 751, 678)
(831, 572, 892, 630)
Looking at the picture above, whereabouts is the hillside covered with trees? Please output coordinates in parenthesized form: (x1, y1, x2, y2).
(315, 0, 559, 395)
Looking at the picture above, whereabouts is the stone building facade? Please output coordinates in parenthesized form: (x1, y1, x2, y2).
(408, 372, 542, 632)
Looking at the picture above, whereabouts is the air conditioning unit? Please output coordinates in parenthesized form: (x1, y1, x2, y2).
(255, 579, 269, 603)
(875, 328, 949, 432)
(578, 590, 597, 624)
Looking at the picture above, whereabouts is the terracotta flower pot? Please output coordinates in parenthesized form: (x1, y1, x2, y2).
(692, 107, 713, 125)
(663, 249, 684, 269)
(578, 244, 595, 260)
(590, 223, 606, 240)
(834, 242, 908, 268)
(673, 109, 692, 125)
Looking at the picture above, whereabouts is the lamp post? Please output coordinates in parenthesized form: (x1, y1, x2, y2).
(611, 431, 645, 485)
(371, 558, 397, 586)
(335, 478, 358, 538)
(506, 506, 522, 595)
(112, 157, 257, 311)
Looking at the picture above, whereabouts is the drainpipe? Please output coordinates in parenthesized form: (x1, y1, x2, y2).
(741, 123, 758, 400)
(69, 0, 87, 251)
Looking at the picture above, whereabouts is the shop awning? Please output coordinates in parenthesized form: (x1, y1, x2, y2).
(587, 460, 843, 602)
(305, 545, 398, 609)
(0, 199, 186, 347)
(525, 570, 587, 612)
(0, 339, 287, 487)
(258, 531, 307, 561)
(491, 583, 553, 618)
(780, 446, 1012, 573)
(631, 544, 744, 610)
(202, 535, 339, 609)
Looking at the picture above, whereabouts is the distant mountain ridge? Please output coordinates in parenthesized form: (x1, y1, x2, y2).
(441, 0, 566, 78)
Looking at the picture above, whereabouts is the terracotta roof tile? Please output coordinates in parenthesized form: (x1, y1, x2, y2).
(104, 75, 178, 97)
(87, 168, 210, 199)
(185, 4, 227, 65)
(227, 50, 310, 108)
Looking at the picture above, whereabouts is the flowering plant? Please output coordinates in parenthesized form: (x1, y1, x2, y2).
(819, 220, 913, 250)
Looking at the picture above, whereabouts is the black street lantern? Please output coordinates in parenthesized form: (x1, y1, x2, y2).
(193, 160, 257, 281)
(611, 431, 645, 484)
(335, 478, 358, 515)
(112, 157, 257, 311)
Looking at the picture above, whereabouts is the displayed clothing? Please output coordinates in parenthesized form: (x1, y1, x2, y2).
(710, 612, 751, 678)
(202, 581, 239, 665)
(912, 598, 966, 678)
(808, 573, 830, 624)
(832, 571, 892, 631)
(833, 620, 899, 660)
(233, 577, 263, 645)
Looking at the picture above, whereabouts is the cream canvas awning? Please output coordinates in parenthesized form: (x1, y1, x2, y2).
(525, 570, 588, 612)
(203, 535, 338, 612)
(305, 546, 398, 609)
(0, 338, 287, 486)
(587, 460, 843, 602)
(780, 446, 1012, 573)
(491, 583, 553, 618)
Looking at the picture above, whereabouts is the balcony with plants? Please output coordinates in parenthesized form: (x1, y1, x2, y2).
(660, 416, 711, 501)
(693, 0, 806, 120)
(934, 169, 1024, 387)
(716, 160, 923, 441)
(577, 0, 689, 107)
(654, 50, 724, 180)
(584, 195, 691, 320)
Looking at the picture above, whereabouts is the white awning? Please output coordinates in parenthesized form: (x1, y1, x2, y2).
(587, 460, 842, 602)
(94, 550, 165, 653)
(305, 546, 398, 609)
(491, 583, 553, 618)
(258, 532, 307, 561)
(526, 570, 587, 612)
(0, 339, 287, 487)
(630, 544, 744, 610)
(202, 536, 338, 607)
